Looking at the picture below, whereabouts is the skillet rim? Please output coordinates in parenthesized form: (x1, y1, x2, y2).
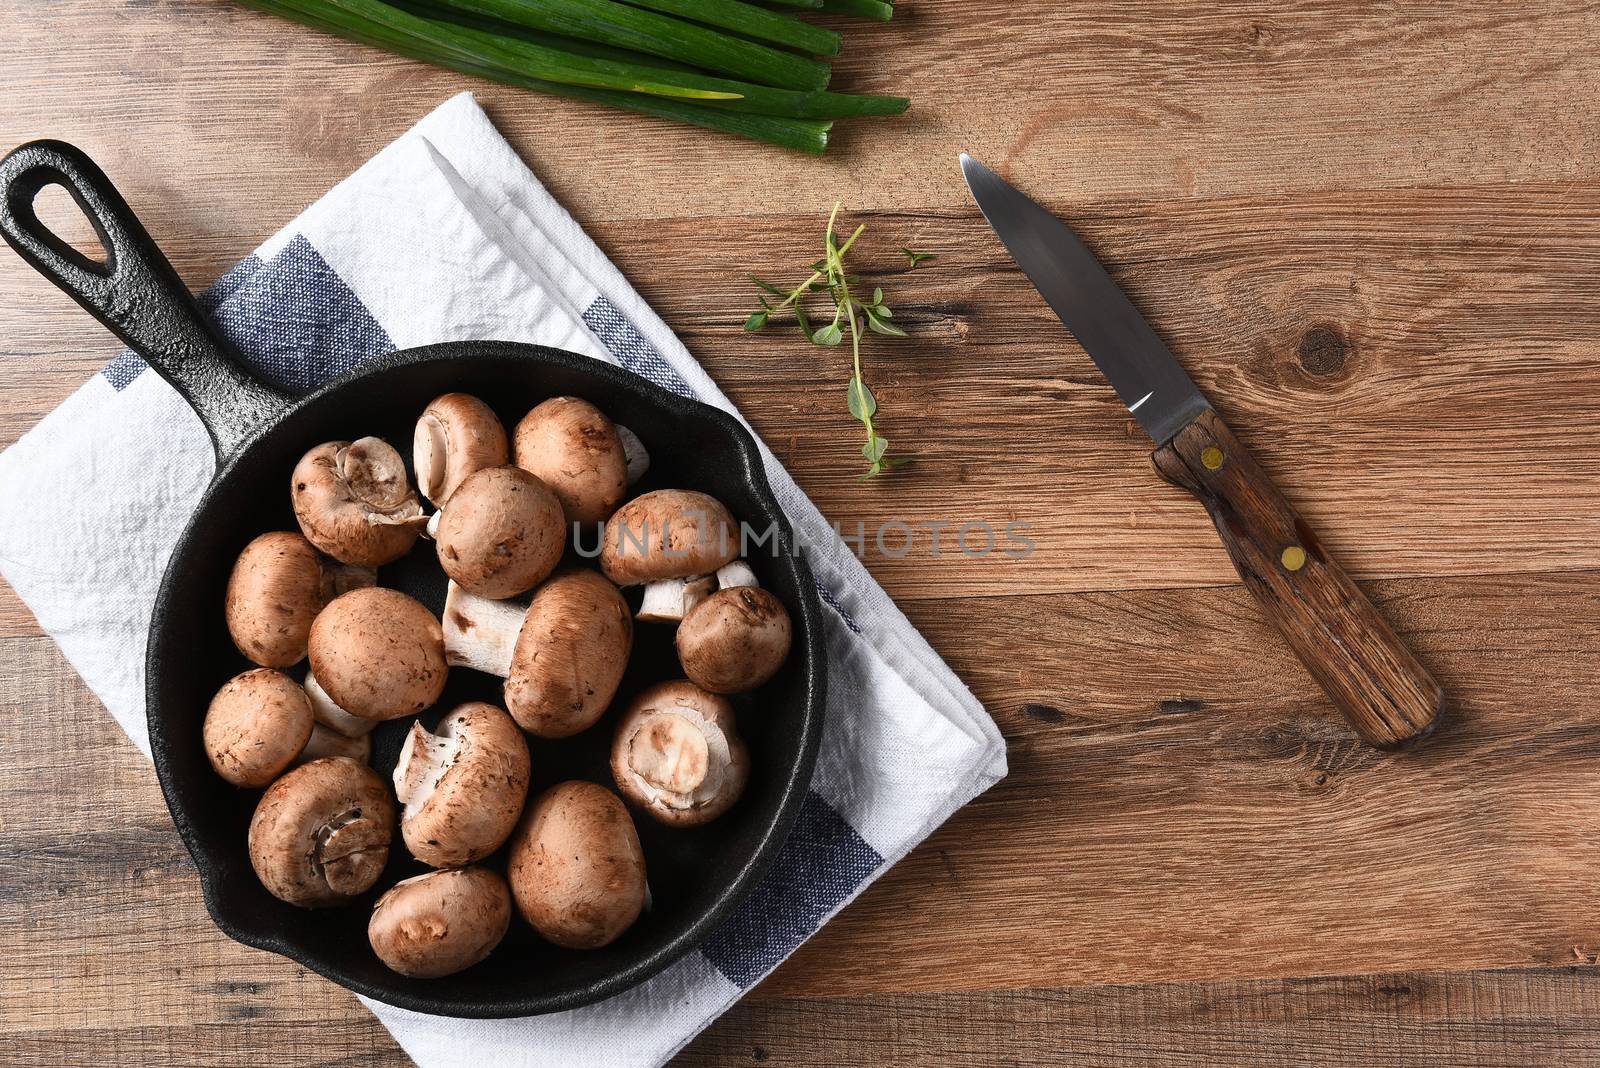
(145, 340, 828, 1018)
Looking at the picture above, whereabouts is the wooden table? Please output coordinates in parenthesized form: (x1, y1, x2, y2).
(3, 1, 1599, 1064)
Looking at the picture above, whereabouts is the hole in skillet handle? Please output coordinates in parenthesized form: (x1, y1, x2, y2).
(9, 173, 113, 275)
(0, 139, 290, 461)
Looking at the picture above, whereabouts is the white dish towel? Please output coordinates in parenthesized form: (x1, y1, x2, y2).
(0, 93, 1007, 1067)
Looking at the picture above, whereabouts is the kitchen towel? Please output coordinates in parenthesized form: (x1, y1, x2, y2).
(0, 92, 1007, 1067)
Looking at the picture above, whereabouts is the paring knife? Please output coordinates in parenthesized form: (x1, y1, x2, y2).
(960, 154, 1444, 750)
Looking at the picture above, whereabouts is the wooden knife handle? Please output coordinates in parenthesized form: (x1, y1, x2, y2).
(1151, 409, 1444, 749)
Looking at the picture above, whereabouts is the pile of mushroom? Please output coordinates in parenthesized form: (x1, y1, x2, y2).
(203, 390, 794, 980)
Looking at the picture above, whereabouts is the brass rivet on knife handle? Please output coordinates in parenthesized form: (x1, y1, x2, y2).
(1151, 410, 1446, 750)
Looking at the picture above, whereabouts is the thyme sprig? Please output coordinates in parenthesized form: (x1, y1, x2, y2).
(746, 203, 913, 478)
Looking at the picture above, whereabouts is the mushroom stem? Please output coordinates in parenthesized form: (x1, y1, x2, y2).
(715, 560, 758, 590)
(623, 707, 731, 811)
(323, 563, 378, 598)
(304, 672, 378, 738)
(636, 574, 715, 623)
(616, 424, 650, 486)
(414, 393, 510, 508)
(415, 410, 451, 504)
(441, 582, 527, 678)
(342, 439, 421, 516)
(296, 723, 372, 766)
(393, 720, 462, 813)
(316, 809, 392, 895)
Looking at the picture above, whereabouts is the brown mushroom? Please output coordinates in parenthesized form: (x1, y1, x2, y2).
(414, 393, 509, 507)
(431, 465, 565, 599)
(202, 668, 314, 788)
(248, 757, 395, 908)
(610, 680, 749, 827)
(513, 397, 630, 525)
(508, 781, 646, 949)
(676, 586, 792, 694)
(291, 437, 426, 567)
(225, 531, 374, 667)
(368, 867, 512, 978)
(394, 702, 530, 867)
(504, 569, 632, 738)
(308, 587, 447, 721)
(599, 490, 739, 587)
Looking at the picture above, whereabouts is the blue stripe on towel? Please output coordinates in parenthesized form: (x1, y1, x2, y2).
(99, 236, 393, 393)
(814, 580, 862, 634)
(220, 236, 394, 391)
(700, 789, 884, 988)
(583, 297, 696, 400)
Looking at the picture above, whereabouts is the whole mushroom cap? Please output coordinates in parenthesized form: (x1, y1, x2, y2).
(203, 668, 314, 788)
(368, 867, 512, 979)
(676, 586, 793, 694)
(225, 531, 373, 668)
(513, 397, 628, 525)
(394, 702, 531, 868)
(508, 781, 646, 950)
(292, 437, 425, 567)
(610, 680, 749, 828)
(248, 757, 395, 908)
(433, 465, 565, 600)
(414, 393, 509, 507)
(504, 569, 632, 738)
(309, 587, 448, 721)
(599, 489, 740, 587)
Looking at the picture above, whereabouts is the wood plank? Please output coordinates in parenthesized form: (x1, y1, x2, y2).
(605, 190, 1600, 599)
(678, 968, 1600, 1067)
(754, 568, 1600, 997)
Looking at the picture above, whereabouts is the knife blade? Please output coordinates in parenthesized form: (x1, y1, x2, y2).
(960, 153, 1210, 445)
(960, 153, 1446, 750)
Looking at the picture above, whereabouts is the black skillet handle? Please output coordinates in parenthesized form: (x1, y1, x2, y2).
(0, 140, 288, 462)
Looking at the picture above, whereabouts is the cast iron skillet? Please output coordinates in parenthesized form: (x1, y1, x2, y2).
(0, 141, 826, 1019)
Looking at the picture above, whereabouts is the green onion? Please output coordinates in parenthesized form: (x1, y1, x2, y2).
(820, 0, 893, 20)
(303, 0, 746, 98)
(242, 0, 834, 151)
(237, 0, 908, 151)
(424, 0, 832, 90)
(617, 0, 841, 57)
(281, 0, 907, 118)
(430, 6, 904, 115)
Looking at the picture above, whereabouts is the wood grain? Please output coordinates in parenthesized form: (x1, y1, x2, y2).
(2, 0, 1599, 1064)
(679, 969, 1600, 1067)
